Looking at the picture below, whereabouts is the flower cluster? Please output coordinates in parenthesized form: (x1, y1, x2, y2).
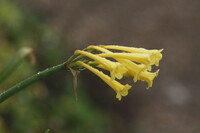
(68, 45, 163, 100)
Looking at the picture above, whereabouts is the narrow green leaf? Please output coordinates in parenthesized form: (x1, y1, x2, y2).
(0, 47, 34, 84)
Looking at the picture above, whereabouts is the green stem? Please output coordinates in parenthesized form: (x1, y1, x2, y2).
(0, 62, 67, 103)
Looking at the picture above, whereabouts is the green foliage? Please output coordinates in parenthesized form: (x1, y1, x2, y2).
(0, 1, 110, 133)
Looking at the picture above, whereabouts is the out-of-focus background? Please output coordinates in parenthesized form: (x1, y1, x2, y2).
(0, 0, 199, 133)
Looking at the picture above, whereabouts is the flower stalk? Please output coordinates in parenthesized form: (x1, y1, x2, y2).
(0, 63, 66, 103)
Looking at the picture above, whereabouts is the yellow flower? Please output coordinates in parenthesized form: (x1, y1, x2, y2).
(77, 61, 132, 100)
(75, 50, 127, 79)
(98, 53, 151, 66)
(118, 59, 146, 82)
(70, 45, 163, 100)
(99, 45, 163, 66)
(149, 50, 163, 66)
(139, 70, 159, 89)
(87, 45, 111, 53)
(96, 62, 127, 80)
(87, 45, 147, 82)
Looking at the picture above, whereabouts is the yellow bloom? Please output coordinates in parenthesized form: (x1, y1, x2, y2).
(96, 62, 127, 80)
(75, 50, 127, 79)
(98, 53, 151, 66)
(99, 45, 163, 66)
(139, 70, 159, 89)
(87, 45, 111, 53)
(149, 50, 163, 66)
(69, 45, 163, 100)
(117, 59, 146, 82)
(87, 45, 147, 82)
(77, 61, 132, 100)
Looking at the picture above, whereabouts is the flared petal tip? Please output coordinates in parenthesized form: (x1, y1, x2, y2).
(116, 84, 132, 100)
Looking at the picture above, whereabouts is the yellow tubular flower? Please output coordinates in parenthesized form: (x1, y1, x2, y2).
(87, 45, 112, 53)
(118, 59, 146, 82)
(98, 53, 151, 66)
(87, 45, 147, 82)
(94, 62, 126, 79)
(99, 45, 163, 66)
(75, 50, 127, 80)
(77, 61, 132, 100)
(149, 50, 163, 66)
(139, 70, 159, 89)
(99, 45, 159, 54)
